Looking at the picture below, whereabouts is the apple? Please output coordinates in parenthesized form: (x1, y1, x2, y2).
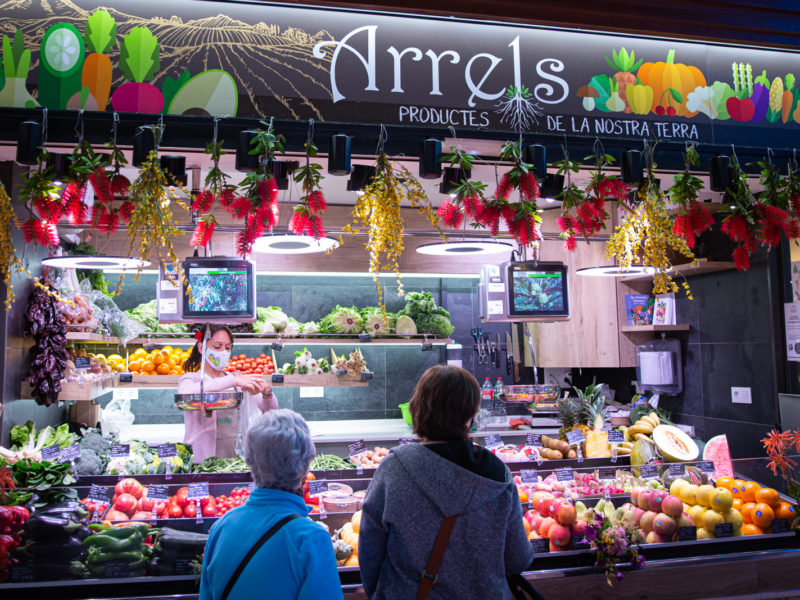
(525, 510, 543, 532)
(548, 523, 572, 548)
(646, 531, 666, 544)
(539, 517, 556, 537)
(661, 495, 685, 518)
(555, 502, 577, 526)
(571, 520, 587, 536)
(676, 513, 695, 530)
(640, 510, 657, 533)
(649, 490, 668, 513)
(653, 513, 676, 537)
(632, 507, 645, 523)
(534, 492, 555, 516)
(630, 487, 642, 504)
(637, 489, 654, 511)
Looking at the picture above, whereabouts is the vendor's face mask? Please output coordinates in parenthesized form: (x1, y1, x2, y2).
(206, 349, 231, 371)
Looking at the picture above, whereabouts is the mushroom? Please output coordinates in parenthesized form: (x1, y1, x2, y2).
(578, 85, 600, 111)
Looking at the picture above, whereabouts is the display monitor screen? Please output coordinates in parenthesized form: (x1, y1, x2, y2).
(507, 262, 569, 318)
(182, 258, 255, 319)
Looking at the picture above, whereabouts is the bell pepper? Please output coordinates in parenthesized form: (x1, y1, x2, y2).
(0, 534, 18, 570)
(626, 80, 654, 115)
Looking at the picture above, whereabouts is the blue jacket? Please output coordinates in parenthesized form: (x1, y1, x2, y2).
(199, 488, 344, 600)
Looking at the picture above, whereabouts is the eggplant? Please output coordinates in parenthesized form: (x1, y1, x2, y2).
(19, 536, 86, 560)
(24, 514, 84, 539)
(36, 502, 89, 521)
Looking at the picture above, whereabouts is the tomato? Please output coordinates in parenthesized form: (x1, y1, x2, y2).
(116, 478, 144, 499)
(105, 509, 130, 521)
(183, 501, 198, 518)
(175, 486, 189, 507)
(138, 496, 155, 512)
(168, 503, 183, 519)
(306, 472, 316, 481)
(114, 493, 138, 516)
(239, 354, 247, 360)
(259, 353, 267, 359)
(201, 502, 216, 517)
(130, 511, 154, 521)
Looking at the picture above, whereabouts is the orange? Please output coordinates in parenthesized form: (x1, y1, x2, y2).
(740, 481, 760, 503)
(523, 517, 531, 537)
(751, 503, 774, 528)
(156, 363, 170, 375)
(754, 487, 780, 507)
(741, 523, 764, 536)
(132, 348, 147, 358)
(518, 488, 529, 503)
(161, 345, 174, 355)
(774, 502, 796, 521)
(716, 476, 735, 490)
(730, 479, 747, 499)
(141, 360, 155, 373)
(169, 368, 180, 375)
(152, 352, 165, 366)
(732, 498, 743, 512)
(128, 359, 142, 372)
(741, 502, 756, 524)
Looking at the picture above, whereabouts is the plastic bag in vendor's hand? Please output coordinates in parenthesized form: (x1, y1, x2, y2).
(101, 396, 135, 439)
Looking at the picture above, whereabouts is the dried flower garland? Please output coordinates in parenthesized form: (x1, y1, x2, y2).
(289, 140, 327, 239)
(668, 144, 714, 250)
(0, 181, 30, 310)
(189, 139, 234, 248)
(436, 145, 487, 227)
(19, 150, 60, 248)
(90, 134, 133, 235)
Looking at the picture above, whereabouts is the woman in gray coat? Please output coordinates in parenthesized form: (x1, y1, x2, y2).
(360, 365, 534, 600)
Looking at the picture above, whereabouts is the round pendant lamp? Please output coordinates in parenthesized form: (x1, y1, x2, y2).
(252, 234, 340, 254)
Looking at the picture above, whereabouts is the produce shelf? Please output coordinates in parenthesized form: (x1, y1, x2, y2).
(20, 376, 116, 402)
(116, 374, 182, 388)
(619, 324, 691, 333)
(620, 259, 735, 283)
(65, 331, 120, 344)
(128, 334, 453, 347)
(273, 373, 369, 387)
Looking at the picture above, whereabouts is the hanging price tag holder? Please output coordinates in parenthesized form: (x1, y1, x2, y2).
(360, 372, 373, 382)
(598, 467, 617, 481)
(640, 464, 659, 480)
(608, 430, 624, 463)
(668, 463, 685, 477)
(348, 440, 367, 475)
(148, 484, 169, 521)
(74, 356, 91, 370)
(61, 443, 81, 474)
(359, 333, 372, 343)
(697, 461, 715, 474)
(520, 469, 538, 484)
(526, 433, 542, 447)
(272, 373, 284, 384)
(531, 537, 549, 554)
(188, 482, 209, 525)
(111, 444, 130, 458)
(566, 430, 585, 463)
(309, 480, 328, 520)
(715, 523, 734, 538)
(119, 373, 133, 383)
(158, 444, 177, 480)
(679, 526, 697, 541)
(555, 467, 574, 483)
(484, 434, 503, 449)
(88, 484, 111, 521)
(42, 445, 61, 462)
(772, 519, 790, 533)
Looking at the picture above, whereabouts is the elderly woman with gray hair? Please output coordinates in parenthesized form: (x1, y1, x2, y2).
(199, 409, 343, 600)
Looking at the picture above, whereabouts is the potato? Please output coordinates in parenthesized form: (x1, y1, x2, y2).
(567, 449, 577, 459)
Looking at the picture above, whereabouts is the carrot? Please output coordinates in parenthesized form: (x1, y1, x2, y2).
(782, 90, 794, 123)
(82, 52, 112, 110)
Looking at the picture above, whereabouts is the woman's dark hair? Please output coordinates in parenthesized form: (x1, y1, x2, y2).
(409, 365, 480, 441)
(183, 324, 234, 373)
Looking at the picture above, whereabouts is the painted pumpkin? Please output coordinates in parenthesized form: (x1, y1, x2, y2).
(636, 49, 707, 117)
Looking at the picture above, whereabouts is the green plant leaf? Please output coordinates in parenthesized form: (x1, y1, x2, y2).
(85, 9, 116, 54)
(119, 26, 160, 83)
(161, 70, 190, 112)
(669, 88, 683, 104)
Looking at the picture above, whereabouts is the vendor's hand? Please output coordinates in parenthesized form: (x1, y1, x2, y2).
(233, 374, 264, 394)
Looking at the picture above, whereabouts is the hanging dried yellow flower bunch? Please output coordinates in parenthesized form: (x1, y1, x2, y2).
(118, 151, 191, 296)
(0, 181, 30, 310)
(345, 152, 443, 313)
(606, 170, 695, 296)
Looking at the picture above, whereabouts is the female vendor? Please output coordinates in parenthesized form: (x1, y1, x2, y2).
(178, 324, 278, 461)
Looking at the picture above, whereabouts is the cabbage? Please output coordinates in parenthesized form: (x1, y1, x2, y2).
(319, 305, 363, 334)
(360, 307, 395, 336)
(283, 317, 301, 337)
(417, 314, 455, 336)
(256, 306, 288, 331)
(300, 321, 319, 334)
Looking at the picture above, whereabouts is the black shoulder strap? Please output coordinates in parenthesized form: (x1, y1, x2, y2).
(221, 513, 301, 600)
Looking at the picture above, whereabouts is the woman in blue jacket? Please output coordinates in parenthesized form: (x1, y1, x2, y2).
(199, 409, 343, 600)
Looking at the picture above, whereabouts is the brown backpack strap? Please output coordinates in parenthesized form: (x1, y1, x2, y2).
(417, 514, 458, 600)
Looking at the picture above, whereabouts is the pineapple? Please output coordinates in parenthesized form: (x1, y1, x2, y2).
(573, 385, 604, 436)
(585, 395, 611, 458)
(557, 399, 578, 441)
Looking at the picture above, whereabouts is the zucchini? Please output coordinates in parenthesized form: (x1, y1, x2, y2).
(157, 527, 208, 553)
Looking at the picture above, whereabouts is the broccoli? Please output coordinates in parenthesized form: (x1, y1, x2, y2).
(79, 429, 112, 456)
(73, 449, 104, 476)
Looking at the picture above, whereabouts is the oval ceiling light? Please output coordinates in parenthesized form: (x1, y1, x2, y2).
(416, 240, 514, 256)
(576, 265, 656, 277)
(41, 256, 151, 270)
(252, 234, 340, 254)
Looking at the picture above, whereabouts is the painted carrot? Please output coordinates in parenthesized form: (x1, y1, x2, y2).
(81, 9, 116, 110)
(782, 73, 796, 123)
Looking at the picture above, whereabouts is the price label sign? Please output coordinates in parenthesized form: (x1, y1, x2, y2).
(697, 461, 715, 473)
(526, 433, 542, 448)
(147, 484, 169, 501)
(679, 526, 697, 541)
(520, 469, 538, 484)
(531, 538, 549, 553)
(271, 373, 285, 383)
(348, 440, 367, 457)
(42, 445, 61, 462)
(640, 464, 659, 479)
(104, 559, 131, 578)
(308, 480, 329, 497)
(270, 341, 284, 351)
(608, 430, 625, 444)
(111, 444, 130, 458)
(421, 341, 433, 352)
(334, 369, 347, 376)
(158, 444, 178, 458)
(772, 519, 790, 533)
(715, 523, 734, 538)
(360, 372, 374, 382)
(398, 437, 417, 446)
(9, 566, 35, 582)
(359, 333, 372, 343)
(555, 467, 574, 482)
(88, 484, 112, 503)
(173, 558, 193, 575)
(668, 464, 685, 477)
(566, 429, 585, 446)
(61, 443, 81, 462)
(118, 373, 133, 383)
(74, 356, 91, 369)
(484, 434, 503, 449)
(188, 482, 209, 500)
(598, 467, 617, 481)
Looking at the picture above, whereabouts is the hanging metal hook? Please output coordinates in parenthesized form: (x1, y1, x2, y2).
(306, 118, 315, 147)
(74, 110, 84, 143)
(111, 112, 120, 146)
(447, 126, 460, 151)
(766, 147, 775, 166)
(212, 116, 220, 146)
(267, 116, 274, 134)
(41, 107, 48, 147)
(376, 124, 387, 155)
(592, 137, 605, 163)
(561, 134, 571, 188)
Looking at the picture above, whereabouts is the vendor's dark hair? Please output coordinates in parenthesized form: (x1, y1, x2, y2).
(183, 324, 234, 373)
(409, 365, 480, 441)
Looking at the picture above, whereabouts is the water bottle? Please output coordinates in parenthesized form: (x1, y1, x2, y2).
(480, 377, 494, 410)
(493, 377, 507, 416)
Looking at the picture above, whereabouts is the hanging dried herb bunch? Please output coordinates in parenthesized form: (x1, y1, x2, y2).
(19, 149, 60, 248)
(290, 140, 327, 239)
(606, 148, 694, 296)
(0, 181, 30, 310)
(119, 150, 190, 294)
(190, 139, 234, 248)
(437, 145, 487, 227)
(233, 121, 284, 257)
(668, 144, 714, 249)
(346, 152, 442, 313)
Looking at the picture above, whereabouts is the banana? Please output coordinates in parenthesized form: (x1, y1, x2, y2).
(635, 420, 655, 433)
(648, 411, 661, 426)
(628, 423, 653, 437)
(639, 416, 658, 429)
(619, 442, 633, 449)
(616, 447, 632, 455)
(634, 433, 650, 442)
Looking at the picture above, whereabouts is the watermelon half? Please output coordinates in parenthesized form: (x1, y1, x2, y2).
(703, 434, 734, 481)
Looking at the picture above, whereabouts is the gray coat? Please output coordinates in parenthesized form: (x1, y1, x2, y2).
(359, 443, 534, 599)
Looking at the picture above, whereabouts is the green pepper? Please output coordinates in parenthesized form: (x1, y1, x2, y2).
(87, 548, 144, 564)
(88, 523, 149, 537)
(84, 532, 142, 552)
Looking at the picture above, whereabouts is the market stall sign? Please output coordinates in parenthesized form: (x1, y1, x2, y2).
(526, 433, 542, 447)
(111, 444, 130, 458)
(679, 526, 697, 541)
(555, 467, 574, 482)
(520, 469, 538, 483)
(697, 461, 715, 473)
(640, 464, 659, 479)
(484, 434, 503, 449)
(157, 444, 177, 458)
(88, 484, 112, 503)
(147, 485, 169, 501)
(60, 443, 81, 462)
(566, 430, 585, 446)
(188, 482, 210, 500)
(668, 463, 685, 477)
(608, 430, 625, 445)
(41, 445, 61, 462)
(598, 467, 617, 481)
(308, 480, 329, 496)
(348, 440, 367, 458)
(530, 537, 549, 553)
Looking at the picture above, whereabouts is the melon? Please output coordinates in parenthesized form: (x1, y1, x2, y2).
(703, 434, 734, 480)
(167, 70, 238, 117)
(652, 425, 699, 463)
(630, 439, 659, 476)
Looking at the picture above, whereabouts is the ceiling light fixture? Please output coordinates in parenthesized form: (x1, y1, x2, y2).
(41, 256, 151, 270)
(416, 240, 514, 256)
(252, 234, 340, 254)
(576, 265, 655, 277)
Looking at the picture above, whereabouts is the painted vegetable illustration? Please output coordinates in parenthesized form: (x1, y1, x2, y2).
(726, 63, 755, 121)
(748, 69, 770, 122)
(167, 70, 238, 116)
(605, 47, 642, 113)
(111, 26, 164, 113)
(766, 76, 783, 123)
(161, 71, 190, 113)
(626, 79, 653, 114)
(37, 23, 84, 109)
(0, 29, 37, 108)
(81, 9, 116, 111)
(636, 49, 707, 117)
(587, 74, 612, 112)
(605, 79, 625, 112)
(782, 74, 797, 123)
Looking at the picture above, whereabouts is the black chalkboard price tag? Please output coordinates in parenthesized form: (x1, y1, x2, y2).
(421, 341, 433, 351)
(668, 463, 685, 477)
(147, 484, 169, 501)
(359, 333, 372, 343)
(348, 440, 367, 457)
(531, 537, 549, 553)
(270, 341, 283, 351)
(119, 373, 133, 383)
(308, 480, 328, 496)
(398, 437, 417, 446)
(74, 356, 91, 369)
(111, 444, 130, 458)
(187, 482, 209, 500)
(173, 558, 193, 575)
(555, 467, 574, 482)
(88, 484, 112, 503)
(9, 566, 35, 582)
(640, 464, 659, 479)
(520, 469, 538, 483)
(566, 429, 585, 446)
(360, 371, 373, 381)
(335, 369, 347, 376)
(679, 526, 697, 541)
(484, 434, 503, 449)
(526, 433, 542, 447)
(60, 443, 81, 461)
(697, 461, 715, 473)
(608, 430, 625, 444)
(158, 444, 177, 458)
(772, 519, 790, 533)
(42, 445, 61, 462)
(598, 467, 617, 481)
(271, 373, 284, 383)
(715, 523, 734, 538)
(104, 559, 131, 578)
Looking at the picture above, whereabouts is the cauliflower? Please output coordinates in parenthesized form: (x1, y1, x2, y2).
(105, 453, 147, 475)
(282, 318, 301, 338)
(300, 321, 319, 335)
(686, 86, 716, 119)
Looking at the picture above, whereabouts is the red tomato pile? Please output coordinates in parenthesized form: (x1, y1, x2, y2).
(225, 353, 275, 375)
(214, 487, 251, 516)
